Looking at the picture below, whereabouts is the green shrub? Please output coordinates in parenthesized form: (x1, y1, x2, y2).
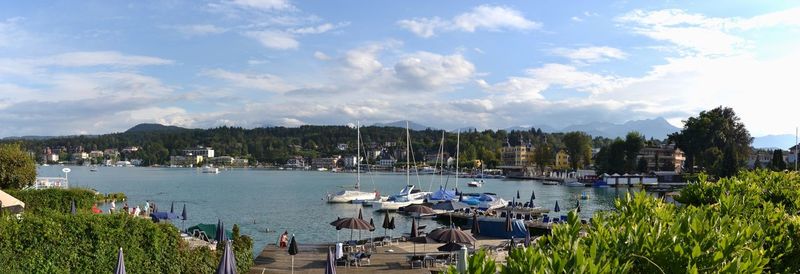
(5, 188, 97, 213)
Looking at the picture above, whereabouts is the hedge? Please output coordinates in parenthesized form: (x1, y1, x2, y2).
(5, 188, 97, 213)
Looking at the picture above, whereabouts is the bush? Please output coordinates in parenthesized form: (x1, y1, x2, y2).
(5, 188, 97, 213)
(453, 171, 800, 273)
(0, 143, 36, 189)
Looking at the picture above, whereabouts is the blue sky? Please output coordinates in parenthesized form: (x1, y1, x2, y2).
(1, 0, 799, 137)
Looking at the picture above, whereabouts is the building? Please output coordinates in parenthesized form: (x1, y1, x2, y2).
(208, 156, 234, 166)
(89, 150, 104, 158)
(104, 149, 120, 158)
(342, 156, 362, 168)
(555, 150, 570, 170)
(312, 156, 341, 169)
(183, 146, 215, 158)
(286, 156, 306, 168)
(424, 152, 451, 166)
(378, 151, 397, 168)
(500, 146, 531, 167)
(72, 152, 89, 160)
(232, 158, 249, 166)
(121, 146, 139, 154)
(337, 143, 349, 151)
(637, 145, 686, 172)
(747, 149, 775, 168)
(169, 155, 203, 167)
(44, 153, 59, 163)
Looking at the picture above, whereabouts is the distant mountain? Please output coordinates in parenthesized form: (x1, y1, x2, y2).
(753, 134, 797, 149)
(509, 117, 680, 140)
(372, 120, 434, 131)
(125, 123, 189, 133)
(2, 135, 58, 141)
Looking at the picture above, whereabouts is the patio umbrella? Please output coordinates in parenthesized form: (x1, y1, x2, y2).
(382, 211, 391, 236)
(516, 190, 520, 199)
(458, 193, 464, 202)
(437, 242, 463, 252)
(288, 235, 298, 274)
(410, 218, 419, 255)
(333, 217, 373, 241)
(114, 247, 126, 274)
(216, 240, 237, 274)
(325, 247, 336, 274)
(431, 200, 469, 211)
(358, 208, 363, 220)
(576, 199, 581, 213)
(170, 201, 174, 214)
(411, 235, 437, 254)
(554, 201, 560, 213)
(71, 199, 76, 215)
(369, 218, 375, 245)
(471, 213, 480, 235)
(427, 227, 476, 244)
(389, 217, 396, 239)
(456, 246, 468, 273)
(0, 190, 24, 214)
(530, 190, 536, 205)
(403, 204, 436, 216)
(330, 217, 343, 242)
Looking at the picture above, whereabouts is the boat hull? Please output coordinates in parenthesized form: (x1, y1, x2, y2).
(327, 191, 376, 203)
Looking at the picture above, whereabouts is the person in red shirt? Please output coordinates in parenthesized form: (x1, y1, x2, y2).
(91, 203, 102, 214)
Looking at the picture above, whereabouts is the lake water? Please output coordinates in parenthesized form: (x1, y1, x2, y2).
(36, 166, 629, 256)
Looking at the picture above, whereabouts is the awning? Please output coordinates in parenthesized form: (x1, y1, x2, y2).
(0, 189, 25, 214)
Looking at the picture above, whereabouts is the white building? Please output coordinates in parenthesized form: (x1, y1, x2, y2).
(183, 146, 215, 158)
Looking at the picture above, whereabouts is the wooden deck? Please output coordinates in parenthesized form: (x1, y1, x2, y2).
(250, 243, 450, 274)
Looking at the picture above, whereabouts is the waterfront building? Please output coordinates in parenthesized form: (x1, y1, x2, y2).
(208, 156, 234, 165)
(130, 159, 143, 166)
(336, 143, 348, 151)
(555, 150, 570, 170)
(72, 152, 89, 160)
(232, 158, 249, 166)
(286, 156, 306, 168)
(89, 150, 104, 158)
(342, 155, 362, 168)
(42, 153, 59, 163)
(378, 151, 397, 168)
(637, 145, 686, 172)
(103, 149, 120, 158)
(424, 152, 450, 166)
(498, 145, 533, 177)
(311, 156, 341, 169)
(169, 155, 203, 167)
(183, 146, 215, 158)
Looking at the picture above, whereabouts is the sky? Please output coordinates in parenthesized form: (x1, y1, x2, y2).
(1, 0, 799, 138)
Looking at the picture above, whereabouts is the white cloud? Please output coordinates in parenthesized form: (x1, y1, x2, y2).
(551, 46, 627, 63)
(172, 24, 227, 36)
(313, 51, 330, 60)
(243, 30, 298, 50)
(226, 0, 293, 11)
(571, 16, 583, 22)
(393, 51, 475, 90)
(398, 5, 540, 38)
(202, 68, 295, 93)
(288, 22, 349, 34)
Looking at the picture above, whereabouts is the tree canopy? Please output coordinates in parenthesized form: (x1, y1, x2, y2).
(562, 131, 592, 170)
(0, 143, 36, 189)
(669, 106, 752, 177)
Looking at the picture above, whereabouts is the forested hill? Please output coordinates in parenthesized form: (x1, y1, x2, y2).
(7, 124, 624, 166)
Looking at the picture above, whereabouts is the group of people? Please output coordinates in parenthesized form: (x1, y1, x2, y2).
(101, 199, 159, 217)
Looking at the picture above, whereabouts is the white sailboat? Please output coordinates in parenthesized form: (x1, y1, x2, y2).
(376, 121, 431, 211)
(327, 121, 377, 203)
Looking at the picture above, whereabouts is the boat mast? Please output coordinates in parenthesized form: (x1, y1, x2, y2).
(406, 121, 411, 187)
(456, 129, 460, 189)
(796, 127, 798, 171)
(356, 121, 360, 190)
(440, 130, 445, 188)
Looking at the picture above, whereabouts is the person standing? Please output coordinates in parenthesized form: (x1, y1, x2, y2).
(279, 230, 289, 248)
(110, 199, 116, 214)
(144, 201, 150, 214)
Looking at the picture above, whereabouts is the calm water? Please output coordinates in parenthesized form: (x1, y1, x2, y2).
(37, 166, 630, 256)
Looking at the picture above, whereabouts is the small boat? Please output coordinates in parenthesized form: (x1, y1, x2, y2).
(201, 165, 219, 174)
(467, 179, 483, 187)
(460, 193, 508, 211)
(580, 192, 589, 200)
(89, 165, 98, 172)
(317, 167, 328, 171)
(565, 181, 584, 187)
(542, 180, 558, 185)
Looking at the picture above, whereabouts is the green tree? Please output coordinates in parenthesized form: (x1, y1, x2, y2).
(719, 145, 739, 177)
(624, 132, 645, 172)
(0, 143, 37, 189)
(669, 106, 752, 175)
(607, 139, 627, 174)
(753, 158, 762, 170)
(770, 149, 787, 171)
(533, 145, 554, 172)
(637, 157, 649, 173)
(562, 131, 592, 170)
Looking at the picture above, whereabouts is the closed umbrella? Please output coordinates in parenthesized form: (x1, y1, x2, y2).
(71, 199, 76, 215)
(382, 211, 391, 236)
(181, 204, 187, 231)
(529, 190, 536, 207)
(216, 240, 237, 274)
(524, 231, 532, 247)
(288, 235, 298, 274)
(554, 201, 560, 213)
(410, 218, 419, 255)
(216, 220, 227, 242)
(358, 208, 363, 220)
(389, 217, 396, 239)
(505, 210, 513, 250)
(516, 190, 520, 199)
(470, 213, 480, 235)
(456, 246, 468, 273)
(576, 200, 581, 213)
(325, 247, 336, 274)
(114, 247, 126, 274)
(369, 218, 375, 245)
(170, 201, 174, 214)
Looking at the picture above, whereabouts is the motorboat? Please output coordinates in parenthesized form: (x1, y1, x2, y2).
(376, 185, 430, 211)
(580, 191, 590, 200)
(542, 180, 558, 185)
(427, 186, 457, 203)
(201, 165, 219, 174)
(461, 193, 507, 211)
(467, 179, 484, 187)
(89, 166, 98, 172)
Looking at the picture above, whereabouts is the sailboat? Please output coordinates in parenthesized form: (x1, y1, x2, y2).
(427, 131, 456, 203)
(327, 121, 378, 203)
(376, 121, 431, 211)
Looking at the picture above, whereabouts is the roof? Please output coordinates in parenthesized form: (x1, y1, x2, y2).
(0, 189, 25, 213)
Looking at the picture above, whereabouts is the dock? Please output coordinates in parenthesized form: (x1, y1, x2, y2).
(250, 238, 510, 274)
